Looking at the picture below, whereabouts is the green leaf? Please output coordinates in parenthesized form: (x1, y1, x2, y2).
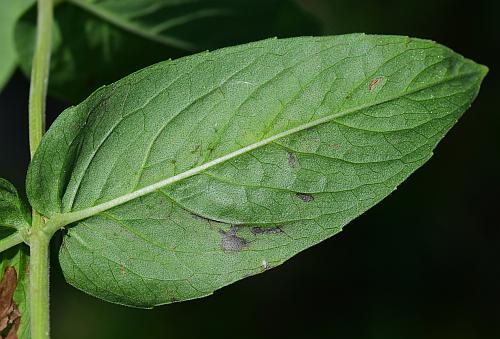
(15, 0, 319, 102)
(0, 246, 30, 339)
(27, 34, 487, 307)
(0, 179, 31, 230)
(0, 0, 34, 91)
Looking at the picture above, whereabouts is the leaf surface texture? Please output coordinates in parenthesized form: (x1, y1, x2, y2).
(27, 34, 487, 307)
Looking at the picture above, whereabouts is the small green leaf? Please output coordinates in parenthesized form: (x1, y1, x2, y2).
(15, 0, 319, 102)
(0, 0, 34, 91)
(0, 179, 31, 230)
(0, 246, 30, 339)
(27, 34, 487, 307)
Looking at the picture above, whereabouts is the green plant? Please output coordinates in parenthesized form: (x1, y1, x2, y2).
(0, 0, 488, 338)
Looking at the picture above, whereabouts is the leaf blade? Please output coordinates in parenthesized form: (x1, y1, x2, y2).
(27, 34, 487, 307)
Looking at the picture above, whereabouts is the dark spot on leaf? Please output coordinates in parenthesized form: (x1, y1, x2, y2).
(190, 144, 200, 153)
(0, 267, 21, 339)
(287, 152, 296, 167)
(369, 76, 384, 91)
(119, 265, 126, 274)
(251, 226, 284, 235)
(219, 226, 248, 252)
(296, 193, 314, 202)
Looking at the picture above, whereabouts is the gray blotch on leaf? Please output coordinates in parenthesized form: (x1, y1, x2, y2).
(287, 152, 296, 167)
(219, 226, 248, 252)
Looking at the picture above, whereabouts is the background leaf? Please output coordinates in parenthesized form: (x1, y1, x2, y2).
(0, 246, 30, 339)
(0, 0, 34, 92)
(27, 34, 486, 307)
(0, 180, 30, 337)
(14, 0, 320, 102)
(0, 178, 31, 231)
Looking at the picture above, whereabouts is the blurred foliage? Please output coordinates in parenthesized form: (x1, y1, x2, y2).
(0, 0, 33, 91)
(15, 0, 320, 102)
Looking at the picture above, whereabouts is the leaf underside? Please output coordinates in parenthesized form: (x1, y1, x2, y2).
(14, 0, 319, 102)
(27, 34, 487, 308)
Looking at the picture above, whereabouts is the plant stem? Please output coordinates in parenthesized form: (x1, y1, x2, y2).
(28, 0, 54, 338)
(29, 0, 53, 158)
(30, 213, 51, 339)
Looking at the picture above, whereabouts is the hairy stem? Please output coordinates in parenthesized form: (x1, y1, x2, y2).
(28, 0, 54, 338)
(30, 214, 51, 339)
(29, 0, 53, 158)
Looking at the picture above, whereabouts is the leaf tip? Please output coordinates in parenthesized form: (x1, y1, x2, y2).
(478, 64, 489, 79)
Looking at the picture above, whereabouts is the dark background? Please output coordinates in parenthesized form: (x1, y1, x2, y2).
(1, 0, 499, 338)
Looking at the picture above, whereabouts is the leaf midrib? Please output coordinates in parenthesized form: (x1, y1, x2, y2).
(47, 69, 480, 230)
(66, 0, 198, 50)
